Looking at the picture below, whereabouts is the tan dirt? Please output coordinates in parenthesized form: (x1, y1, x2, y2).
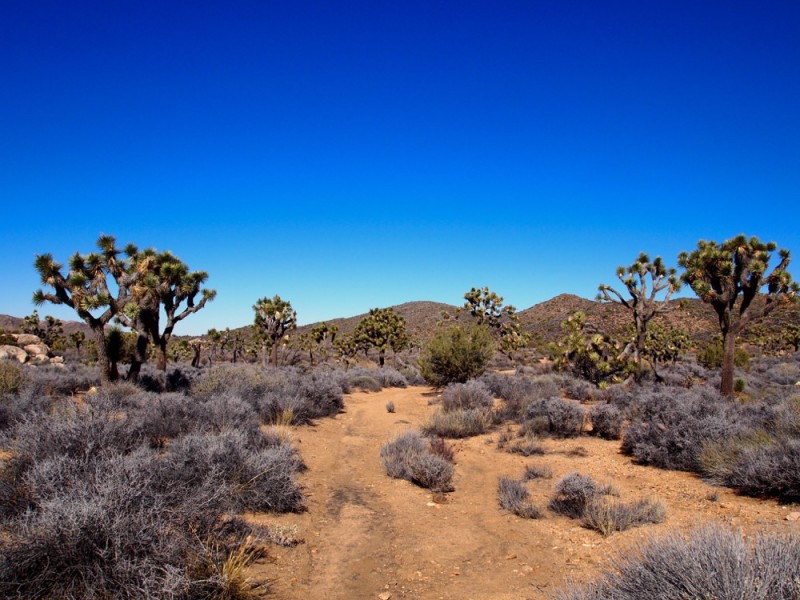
(248, 386, 800, 600)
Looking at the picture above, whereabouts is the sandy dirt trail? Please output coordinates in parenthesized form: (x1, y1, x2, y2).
(250, 386, 800, 600)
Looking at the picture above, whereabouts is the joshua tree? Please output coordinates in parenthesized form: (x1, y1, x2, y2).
(597, 253, 680, 376)
(783, 324, 800, 353)
(69, 331, 85, 353)
(206, 328, 222, 366)
(33, 235, 137, 382)
(253, 295, 297, 367)
(334, 333, 359, 369)
(118, 248, 216, 374)
(352, 307, 410, 367)
(679, 234, 798, 396)
(549, 311, 630, 387)
(309, 321, 338, 364)
(458, 286, 529, 360)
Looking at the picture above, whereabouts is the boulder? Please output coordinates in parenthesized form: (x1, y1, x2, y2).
(13, 333, 42, 346)
(24, 343, 50, 357)
(49, 356, 64, 364)
(30, 353, 50, 364)
(0, 345, 28, 363)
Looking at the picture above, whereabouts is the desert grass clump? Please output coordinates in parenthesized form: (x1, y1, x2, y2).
(553, 525, 800, 600)
(380, 431, 455, 492)
(497, 476, 543, 519)
(521, 464, 553, 481)
(589, 402, 624, 440)
(581, 497, 666, 536)
(0, 361, 23, 396)
(385, 400, 396, 413)
(422, 407, 492, 438)
(441, 379, 494, 412)
(523, 397, 585, 438)
(549, 473, 617, 518)
(505, 434, 545, 457)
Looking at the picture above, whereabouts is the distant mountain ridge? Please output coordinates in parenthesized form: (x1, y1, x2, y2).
(3, 295, 797, 347)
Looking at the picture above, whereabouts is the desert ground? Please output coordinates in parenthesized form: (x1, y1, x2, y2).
(249, 385, 800, 600)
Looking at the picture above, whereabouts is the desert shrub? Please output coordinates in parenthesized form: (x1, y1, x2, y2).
(422, 407, 492, 438)
(553, 525, 800, 600)
(162, 430, 305, 513)
(497, 476, 542, 519)
(419, 324, 494, 386)
(386, 400, 395, 413)
(0, 362, 23, 396)
(734, 376, 747, 393)
(373, 366, 408, 388)
(523, 397, 585, 438)
(400, 366, 426, 385)
(730, 439, 800, 500)
(581, 497, 666, 536)
(428, 437, 456, 463)
(521, 464, 552, 481)
(763, 360, 800, 386)
(589, 403, 624, 440)
(244, 369, 344, 425)
(620, 387, 741, 472)
(549, 473, 616, 518)
(381, 431, 428, 480)
(441, 379, 494, 412)
(380, 431, 454, 492)
(348, 374, 383, 392)
(20, 362, 100, 396)
(8, 397, 145, 464)
(408, 453, 455, 491)
(563, 377, 593, 402)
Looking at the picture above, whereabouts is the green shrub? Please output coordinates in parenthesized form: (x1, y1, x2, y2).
(697, 338, 749, 370)
(734, 377, 746, 393)
(418, 324, 494, 387)
(0, 362, 23, 395)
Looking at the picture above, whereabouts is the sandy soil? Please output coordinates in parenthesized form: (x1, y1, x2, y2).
(248, 385, 800, 600)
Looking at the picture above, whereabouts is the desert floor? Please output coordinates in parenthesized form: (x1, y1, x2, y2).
(248, 385, 800, 600)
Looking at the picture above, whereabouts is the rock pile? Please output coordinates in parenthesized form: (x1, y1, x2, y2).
(0, 334, 64, 366)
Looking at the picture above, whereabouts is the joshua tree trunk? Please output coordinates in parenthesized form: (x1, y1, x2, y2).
(270, 343, 279, 367)
(92, 326, 114, 383)
(126, 332, 149, 382)
(721, 329, 736, 397)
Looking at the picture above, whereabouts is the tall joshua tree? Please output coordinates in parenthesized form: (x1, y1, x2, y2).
(597, 253, 681, 376)
(459, 286, 529, 360)
(253, 295, 297, 367)
(33, 235, 136, 382)
(352, 307, 409, 367)
(679, 235, 798, 396)
(118, 248, 216, 374)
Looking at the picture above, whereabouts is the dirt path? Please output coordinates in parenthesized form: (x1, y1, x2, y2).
(250, 386, 800, 600)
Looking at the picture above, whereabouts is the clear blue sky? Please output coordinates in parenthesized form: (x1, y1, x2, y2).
(2, 1, 798, 335)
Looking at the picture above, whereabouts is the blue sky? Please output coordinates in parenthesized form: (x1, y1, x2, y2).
(1, 1, 798, 335)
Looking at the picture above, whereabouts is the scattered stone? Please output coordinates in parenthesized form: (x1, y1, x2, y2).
(786, 512, 800, 522)
(378, 593, 392, 600)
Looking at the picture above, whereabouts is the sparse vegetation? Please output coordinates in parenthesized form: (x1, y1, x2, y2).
(380, 430, 455, 492)
(555, 525, 800, 599)
(497, 476, 542, 519)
